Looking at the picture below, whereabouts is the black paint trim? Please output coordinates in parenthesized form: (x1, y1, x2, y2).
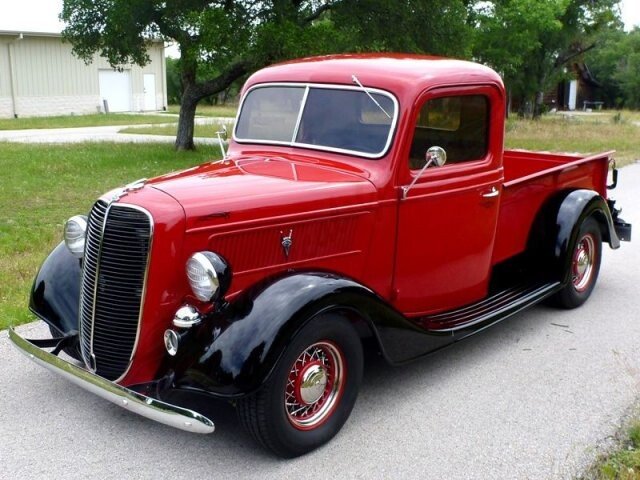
(171, 272, 563, 398)
(29, 242, 82, 335)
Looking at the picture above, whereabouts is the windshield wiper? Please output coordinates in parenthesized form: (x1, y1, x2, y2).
(351, 74, 391, 119)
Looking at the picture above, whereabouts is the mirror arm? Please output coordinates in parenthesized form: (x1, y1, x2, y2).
(402, 157, 434, 200)
(215, 124, 228, 162)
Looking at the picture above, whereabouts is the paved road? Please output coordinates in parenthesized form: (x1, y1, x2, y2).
(0, 117, 233, 144)
(1, 164, 639, 480)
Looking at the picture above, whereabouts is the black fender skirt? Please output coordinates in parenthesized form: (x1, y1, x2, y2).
(170, 272, 453, 398)
(29, 241, 82, 335)
(528, 189, 619, 283)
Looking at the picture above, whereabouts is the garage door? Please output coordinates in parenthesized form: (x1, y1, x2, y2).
(98, 70, 132, 112)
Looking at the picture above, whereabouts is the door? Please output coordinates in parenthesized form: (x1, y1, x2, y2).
(143, 74, 157, 111)
(568, 80, 578, 110)
(98, 69, 132, 112)
(393, 86, 504, 316)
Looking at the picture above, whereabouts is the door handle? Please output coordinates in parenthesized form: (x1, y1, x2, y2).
(482, 187, 500, 198)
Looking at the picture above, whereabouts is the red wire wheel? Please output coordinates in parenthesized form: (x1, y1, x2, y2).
(551, 216, 602, 309)
(572, 232, 597, 292)
(237, 314, 363, 458)
(285, 341, 346, 430)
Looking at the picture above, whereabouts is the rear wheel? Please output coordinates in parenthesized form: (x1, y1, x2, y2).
(552, 216, 602, 308)
(237, 314, 363, 457)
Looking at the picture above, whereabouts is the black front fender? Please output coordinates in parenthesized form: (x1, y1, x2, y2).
(173, 272, 451, 398)
(29, 242, 82, 334)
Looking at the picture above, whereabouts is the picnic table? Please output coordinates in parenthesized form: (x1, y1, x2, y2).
(583, 101, 604, 111)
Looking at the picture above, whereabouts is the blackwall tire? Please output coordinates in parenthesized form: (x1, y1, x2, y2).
(552, 216, 602, 309)
(237, 314, 363, 458)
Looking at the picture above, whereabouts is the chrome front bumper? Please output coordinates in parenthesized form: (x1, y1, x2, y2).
(9, 327, 215, 434)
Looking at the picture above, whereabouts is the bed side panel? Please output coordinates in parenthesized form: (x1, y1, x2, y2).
(493, 151, 610, 264)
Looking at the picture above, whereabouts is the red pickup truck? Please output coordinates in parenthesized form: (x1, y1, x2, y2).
(11, 54, 631, 457)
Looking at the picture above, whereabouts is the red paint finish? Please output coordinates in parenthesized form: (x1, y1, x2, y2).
(392, 84, 505, 315)
(101, 55, 612, 386)
(493, 150, 612, 264)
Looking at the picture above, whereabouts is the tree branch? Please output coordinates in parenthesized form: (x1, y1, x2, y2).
(195, 58, 253, 99)
(555, 43, 596, 67)
(303, 3, 333, 24)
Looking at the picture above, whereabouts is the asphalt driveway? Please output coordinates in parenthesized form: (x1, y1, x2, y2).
(1, 163, 639, 480)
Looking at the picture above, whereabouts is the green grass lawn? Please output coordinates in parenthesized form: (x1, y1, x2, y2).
(506, 112, 640, 167)
(167, 103, 238, 118)
(587, 421, 640, 479)
(0, 143, 216, 330)
(0, 113, 177, 131)
(119, 121, 230, 138)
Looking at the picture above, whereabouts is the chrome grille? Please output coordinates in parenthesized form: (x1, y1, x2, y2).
(79, 200, 152, 381)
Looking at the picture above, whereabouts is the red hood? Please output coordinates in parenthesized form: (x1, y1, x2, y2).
(147, 155, 377, 231)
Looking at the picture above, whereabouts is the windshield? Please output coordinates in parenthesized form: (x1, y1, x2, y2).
(234, 84, 398, 158)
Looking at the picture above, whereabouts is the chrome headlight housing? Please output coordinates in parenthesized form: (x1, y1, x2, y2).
(63, 215, 88, 258)
(186, 251, 231, 302)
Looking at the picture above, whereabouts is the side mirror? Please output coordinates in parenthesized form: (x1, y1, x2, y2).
(427, 146, 446, 167)
(217, 124, 228, 141)
(402, 146, 447, 200)
(215, 124, 229, 161)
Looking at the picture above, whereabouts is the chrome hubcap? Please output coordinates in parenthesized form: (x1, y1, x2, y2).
(572, 234, 595, 292)
(299, 364, 328, 404)
(285, 341, 345, 430)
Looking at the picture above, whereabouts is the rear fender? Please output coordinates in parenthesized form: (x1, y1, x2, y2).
(528, 189, 619, 282)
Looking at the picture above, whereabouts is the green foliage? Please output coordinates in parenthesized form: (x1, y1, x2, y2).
(612, 112, 625, 124)
(332, 0, 472, 57)
(597, 421, 640, 479)
(165, 57, 182, 104)
(587, 27, 640, 109)
(473, 0, 622, 116)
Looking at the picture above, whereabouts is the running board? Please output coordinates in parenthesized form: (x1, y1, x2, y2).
(421, 281, 562, 333)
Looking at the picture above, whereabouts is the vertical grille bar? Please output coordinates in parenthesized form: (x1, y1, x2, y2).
(79, 200, 108, 367)
(79, 200, 152, 381)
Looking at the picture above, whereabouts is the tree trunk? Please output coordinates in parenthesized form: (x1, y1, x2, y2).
(533, 91, 545, 119)
(176, 88, 198, 151)
(174, 59, 251, 150)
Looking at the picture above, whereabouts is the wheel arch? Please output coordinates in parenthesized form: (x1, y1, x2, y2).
(29, 241, 82, 334)
(176, 271, 448, 398)
(527, 189, 619, 283)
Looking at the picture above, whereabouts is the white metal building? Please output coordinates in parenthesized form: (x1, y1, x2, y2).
(0, 30, 167, 118)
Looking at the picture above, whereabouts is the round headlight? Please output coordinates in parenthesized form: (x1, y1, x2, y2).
(64, 215, 88, 258)
(186, 251, 231, 302)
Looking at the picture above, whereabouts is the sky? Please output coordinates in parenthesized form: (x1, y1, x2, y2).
(0, 0, 639, 34)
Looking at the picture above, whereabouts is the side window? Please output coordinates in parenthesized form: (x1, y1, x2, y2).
(409, 95, 489, 170)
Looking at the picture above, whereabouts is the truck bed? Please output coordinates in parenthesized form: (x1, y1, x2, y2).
(492, 149, 613, 265)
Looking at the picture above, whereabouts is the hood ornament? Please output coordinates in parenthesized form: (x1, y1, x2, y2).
(110, 178, 147, 203)
(281, 229, 293, 259)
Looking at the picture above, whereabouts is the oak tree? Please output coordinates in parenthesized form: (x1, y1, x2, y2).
(60, 0, 473, 150)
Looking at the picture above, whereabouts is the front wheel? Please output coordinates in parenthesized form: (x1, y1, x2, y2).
(551, 216, 602, 309)
(237, 314, 363, 457)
